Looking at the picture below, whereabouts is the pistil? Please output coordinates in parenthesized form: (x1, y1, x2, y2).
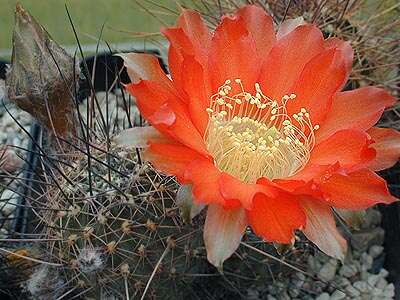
(205, 79, 319, 183)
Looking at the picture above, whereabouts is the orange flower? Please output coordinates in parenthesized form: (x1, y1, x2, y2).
(118, 5, 400, 267)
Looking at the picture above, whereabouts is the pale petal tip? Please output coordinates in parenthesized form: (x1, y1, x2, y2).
(176, 184, 205, 224)
(204, 205, 247, 269)
(277, 17, 306, 39)
(113, 126, 163, 149)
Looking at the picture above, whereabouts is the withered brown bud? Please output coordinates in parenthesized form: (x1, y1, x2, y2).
(5, 3, 79, 137)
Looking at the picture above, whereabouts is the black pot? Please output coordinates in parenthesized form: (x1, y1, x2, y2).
(0, 60, 8, 80)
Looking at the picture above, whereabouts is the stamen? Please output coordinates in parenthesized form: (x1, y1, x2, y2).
(204, 80, 318, 183)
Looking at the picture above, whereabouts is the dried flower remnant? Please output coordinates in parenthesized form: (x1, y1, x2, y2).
(5, 4, 79, 137)
(118, 5, 400, 268)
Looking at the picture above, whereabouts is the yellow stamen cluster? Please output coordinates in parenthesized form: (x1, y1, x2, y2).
(205, 79, 319, 183)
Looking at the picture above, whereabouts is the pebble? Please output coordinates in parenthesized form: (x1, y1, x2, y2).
(367, 274, 380, 287)
(0, 228, 7, 238)
(315, 293, 330, 300)
(345, 285, 360, 297)
(379, 268, 389, 278)
(369, 245, 384, 258)
(247, 288, 259, 300)
(362, 209, 382, 229)
(289, 288, 300, 298)
(376, 277, 388, 289)
(0, 98, 31, 235)
(353, 281, 369, 293)
(339, 264, 358, 278)
(318, 259, 338, 281)
(351, 228, 385, 252)
(383, 284, 395, 298)
(308, 255, 319, 272)
(0, 188, 18, 216)
(0, 80, 5, 100)
(330, 290, 346, 300)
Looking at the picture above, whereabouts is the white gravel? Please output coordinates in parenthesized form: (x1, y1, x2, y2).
(0, 81, 32, 235)
(247, 209, 394, 299)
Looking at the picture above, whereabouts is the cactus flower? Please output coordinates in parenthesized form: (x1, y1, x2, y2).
(118, 5, 400, 268)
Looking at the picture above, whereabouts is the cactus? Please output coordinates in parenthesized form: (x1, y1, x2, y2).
(33, 142, 199, 298)
(25, 139, 308, 299)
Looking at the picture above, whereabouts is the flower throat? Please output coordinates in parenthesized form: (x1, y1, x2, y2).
(204, 79, 319, 183)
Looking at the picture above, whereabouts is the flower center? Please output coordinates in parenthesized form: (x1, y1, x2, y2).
(204, 79, 319, 183)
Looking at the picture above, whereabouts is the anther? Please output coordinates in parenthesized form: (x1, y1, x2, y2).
(205, 79, 316, 183)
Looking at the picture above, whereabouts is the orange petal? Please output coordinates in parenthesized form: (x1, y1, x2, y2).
(143, 142, 204, 181)
(316, 87, 396, 142)
(126, 81, 163, 118)
(218, 173, 275, 209)
(236, 5, 275, 59)
(175, 9, 211, 65)
(209, 15, 260, 91)
(367, 127, 400, 171)
(113, 126, 168, 148)
(301, 197, 347, 261)
(288, 163, 340, 182)
(319, 168, 397, 209)
(162, 10, 211, 96)
(287, 48, 347, 126)
(310, 129, 376, 169)
(162, 28, 194, 99)
(184, 159, 225, 205)
(247, 191, 306, 244)
(276, 17, 306, 39)
(324, 37, 353, 80)
(128, 80, 208, 155)
(258, 24, 324, 101)
(204, 204, 247, 269)
(181, 55, 211, 135)
(118, 53, 172, 89)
